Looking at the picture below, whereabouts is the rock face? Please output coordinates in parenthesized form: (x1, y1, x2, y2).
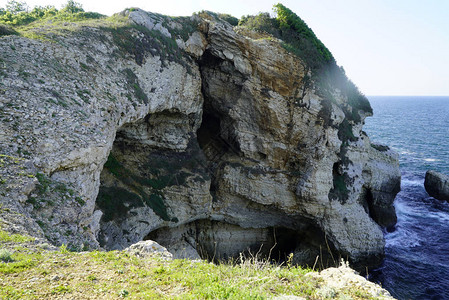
(0, 9, 400, 268)
(425, 170, 449, 201)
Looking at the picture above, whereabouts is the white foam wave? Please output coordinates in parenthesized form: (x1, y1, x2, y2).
(424, 158, 439, 162)
(386, 229, 421, 248)
(394, 200, 424, 219)
(400, 150, 416, 155)
(401, 178, 423, 187)
(425, 211, 449, 224)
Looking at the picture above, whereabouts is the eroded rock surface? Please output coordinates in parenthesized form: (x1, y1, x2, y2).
(0, 9, 400, 269)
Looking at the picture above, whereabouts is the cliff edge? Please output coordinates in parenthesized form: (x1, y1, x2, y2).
(0, 5, 400, 269)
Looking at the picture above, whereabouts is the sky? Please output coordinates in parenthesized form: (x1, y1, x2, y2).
(2, 0, 449, 96)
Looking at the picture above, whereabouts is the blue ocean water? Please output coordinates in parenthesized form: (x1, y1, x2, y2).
(364, 96, 449, 300)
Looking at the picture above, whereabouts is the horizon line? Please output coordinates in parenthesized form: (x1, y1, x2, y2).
(366, 95, 449, 97)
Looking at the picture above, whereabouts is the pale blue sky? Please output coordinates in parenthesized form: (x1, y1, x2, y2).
(2, 0, 449, 96)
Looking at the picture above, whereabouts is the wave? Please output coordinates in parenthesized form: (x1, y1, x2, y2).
(399, 150, 416, 155)
(386, 227, 421, 248)
(423, 158, 440, 162)
(425, 211, 449, 224)
(401, 178, 423, 187)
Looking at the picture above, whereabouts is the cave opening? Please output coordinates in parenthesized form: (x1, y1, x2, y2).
(142, 220, 315, 265)
(268, 227, 301, 263)
(364, 188, 376, 221)
(94, 109, 210, 250)
(196, 110, 230, 164)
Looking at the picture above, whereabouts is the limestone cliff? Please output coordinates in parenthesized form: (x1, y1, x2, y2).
(0, 8, 400, 269)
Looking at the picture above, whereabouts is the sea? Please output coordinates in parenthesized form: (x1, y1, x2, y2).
(363, 96, 449, 300)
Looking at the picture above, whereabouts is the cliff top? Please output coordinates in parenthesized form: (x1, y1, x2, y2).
(0, 2, 371, 121)
(0, 230, 393, 299)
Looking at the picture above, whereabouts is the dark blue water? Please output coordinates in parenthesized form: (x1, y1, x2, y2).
(364, 96, 449, 300)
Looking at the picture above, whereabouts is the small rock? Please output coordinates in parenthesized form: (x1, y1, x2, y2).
(51, 275, 60, 281)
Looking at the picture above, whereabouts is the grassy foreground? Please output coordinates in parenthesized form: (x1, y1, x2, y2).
(0, 233, 387, 299)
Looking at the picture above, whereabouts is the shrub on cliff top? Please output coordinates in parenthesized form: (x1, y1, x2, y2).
(239, 3, 372, 119)
(0, 0, 104, 26)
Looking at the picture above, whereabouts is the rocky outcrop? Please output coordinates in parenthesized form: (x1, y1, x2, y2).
(425, 170, 449, 201)
(310, 261, 394, 299)
(125, 240, 173, 260)
(0, 8, 400, 269)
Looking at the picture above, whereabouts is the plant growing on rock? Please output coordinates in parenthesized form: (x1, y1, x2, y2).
(0, 248, 13, 262)
(239, 3, 372, 120)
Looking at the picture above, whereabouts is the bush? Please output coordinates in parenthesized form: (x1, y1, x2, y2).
(0, 0, 104, 26)
(238, 3, 372, 119)
(218, 13, 238, 26)
(0, 24, 17, 36)
(0, 249, 13, 262)
(238, 12, 279, 35)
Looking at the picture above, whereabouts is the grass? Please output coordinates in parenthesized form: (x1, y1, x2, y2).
(0, 246, 384, 299)
(0, 230, 34, 243)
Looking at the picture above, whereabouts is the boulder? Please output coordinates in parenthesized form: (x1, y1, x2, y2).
(425, 171, 449, 201)
(310, 260, 394, 299)
(125, 240, 173, 260)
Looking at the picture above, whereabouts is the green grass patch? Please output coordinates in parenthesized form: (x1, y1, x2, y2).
(0, 248, 13, 262)
(0, 251, 41, 274)
(0, 230, 34, 243)
(0, 248, 383, 299)
(0, 2, 104, 27)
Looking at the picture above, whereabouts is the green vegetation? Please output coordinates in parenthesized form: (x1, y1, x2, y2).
(26, 172, 78, 210)
(0, 23, 17, 36)
(0, 0, 198, 73)
(371, 143, 390, 152)
(239, 3, 372, 122)
(123, 68, 148, 104)
(330, 173, 350, 203)
(98, 154, 172, 222)
(0, 248, 13, 262)
(217, 13, 239, 26)
(98, 144, 209, 223)
(0, 230, 34, 243)
(96, 186, 144, 222)
(0, 0, 104, 27)
(0, 247, 382, 299)
(338, 119, 357, 144)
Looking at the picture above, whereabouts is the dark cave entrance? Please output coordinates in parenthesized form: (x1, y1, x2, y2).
(196, 111, 230, 164)
(94, 109, 209, 249)
(268, 227, 301, 262)
(360, 187, 396, 232)
(362, 188, 376, 221)
(142, 220, 317, 265)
